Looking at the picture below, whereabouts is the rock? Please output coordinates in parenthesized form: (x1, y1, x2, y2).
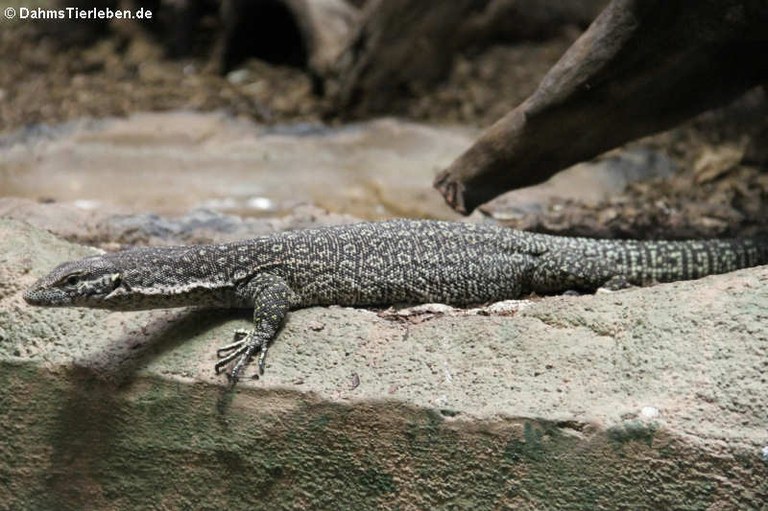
(2, 216, 767, 508)
(0, 112, 475, 220)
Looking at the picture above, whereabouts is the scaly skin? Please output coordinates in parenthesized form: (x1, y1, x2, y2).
(23, 220, 768, 383)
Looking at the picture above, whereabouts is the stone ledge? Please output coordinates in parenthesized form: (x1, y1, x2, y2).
(2, 218, 766, 509)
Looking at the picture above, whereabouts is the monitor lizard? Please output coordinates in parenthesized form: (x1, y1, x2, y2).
(23, 219, 768, 384)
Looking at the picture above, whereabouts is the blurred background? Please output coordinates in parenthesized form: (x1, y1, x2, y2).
(1, 0, 765, 241)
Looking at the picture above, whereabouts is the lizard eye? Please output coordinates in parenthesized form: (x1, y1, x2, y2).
(60, 273, 82, 287)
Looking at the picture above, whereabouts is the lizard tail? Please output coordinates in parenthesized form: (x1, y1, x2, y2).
(611, 237, 768, 284)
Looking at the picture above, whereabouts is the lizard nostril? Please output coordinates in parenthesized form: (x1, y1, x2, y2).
(23, 288, 38, 304)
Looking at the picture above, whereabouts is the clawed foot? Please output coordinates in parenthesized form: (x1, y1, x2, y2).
(215, 328, 270, 383)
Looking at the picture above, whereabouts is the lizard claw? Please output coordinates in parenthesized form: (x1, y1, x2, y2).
(215, 329, 250, 357)
(214, 329, 269, 382)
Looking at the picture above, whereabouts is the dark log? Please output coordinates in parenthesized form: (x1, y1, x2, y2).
(217, 0, 358, 75)
(457, 0, 607, 46)
(329, 0, 608, 116)
(434, 0, 768, 214)
(330, 0, 477, 115)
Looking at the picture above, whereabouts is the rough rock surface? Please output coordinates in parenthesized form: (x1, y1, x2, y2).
(2, 215, 767, 509)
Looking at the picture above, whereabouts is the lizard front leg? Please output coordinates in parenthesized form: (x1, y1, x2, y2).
(215, 273, 296, 383)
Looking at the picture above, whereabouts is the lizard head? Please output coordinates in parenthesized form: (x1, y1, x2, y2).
(24, 255, 125, 308)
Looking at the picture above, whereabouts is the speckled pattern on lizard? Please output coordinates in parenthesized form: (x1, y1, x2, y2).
(23, 220, 768, 383)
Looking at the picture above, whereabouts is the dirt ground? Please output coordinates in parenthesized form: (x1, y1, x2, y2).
(1, 19, 766, 239)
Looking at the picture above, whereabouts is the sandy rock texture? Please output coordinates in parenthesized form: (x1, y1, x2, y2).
(1, 211, 766, 510)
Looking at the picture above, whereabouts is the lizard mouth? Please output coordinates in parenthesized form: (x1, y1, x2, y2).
(23, 283, 68, 306)
(23, 271, 125, 306)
